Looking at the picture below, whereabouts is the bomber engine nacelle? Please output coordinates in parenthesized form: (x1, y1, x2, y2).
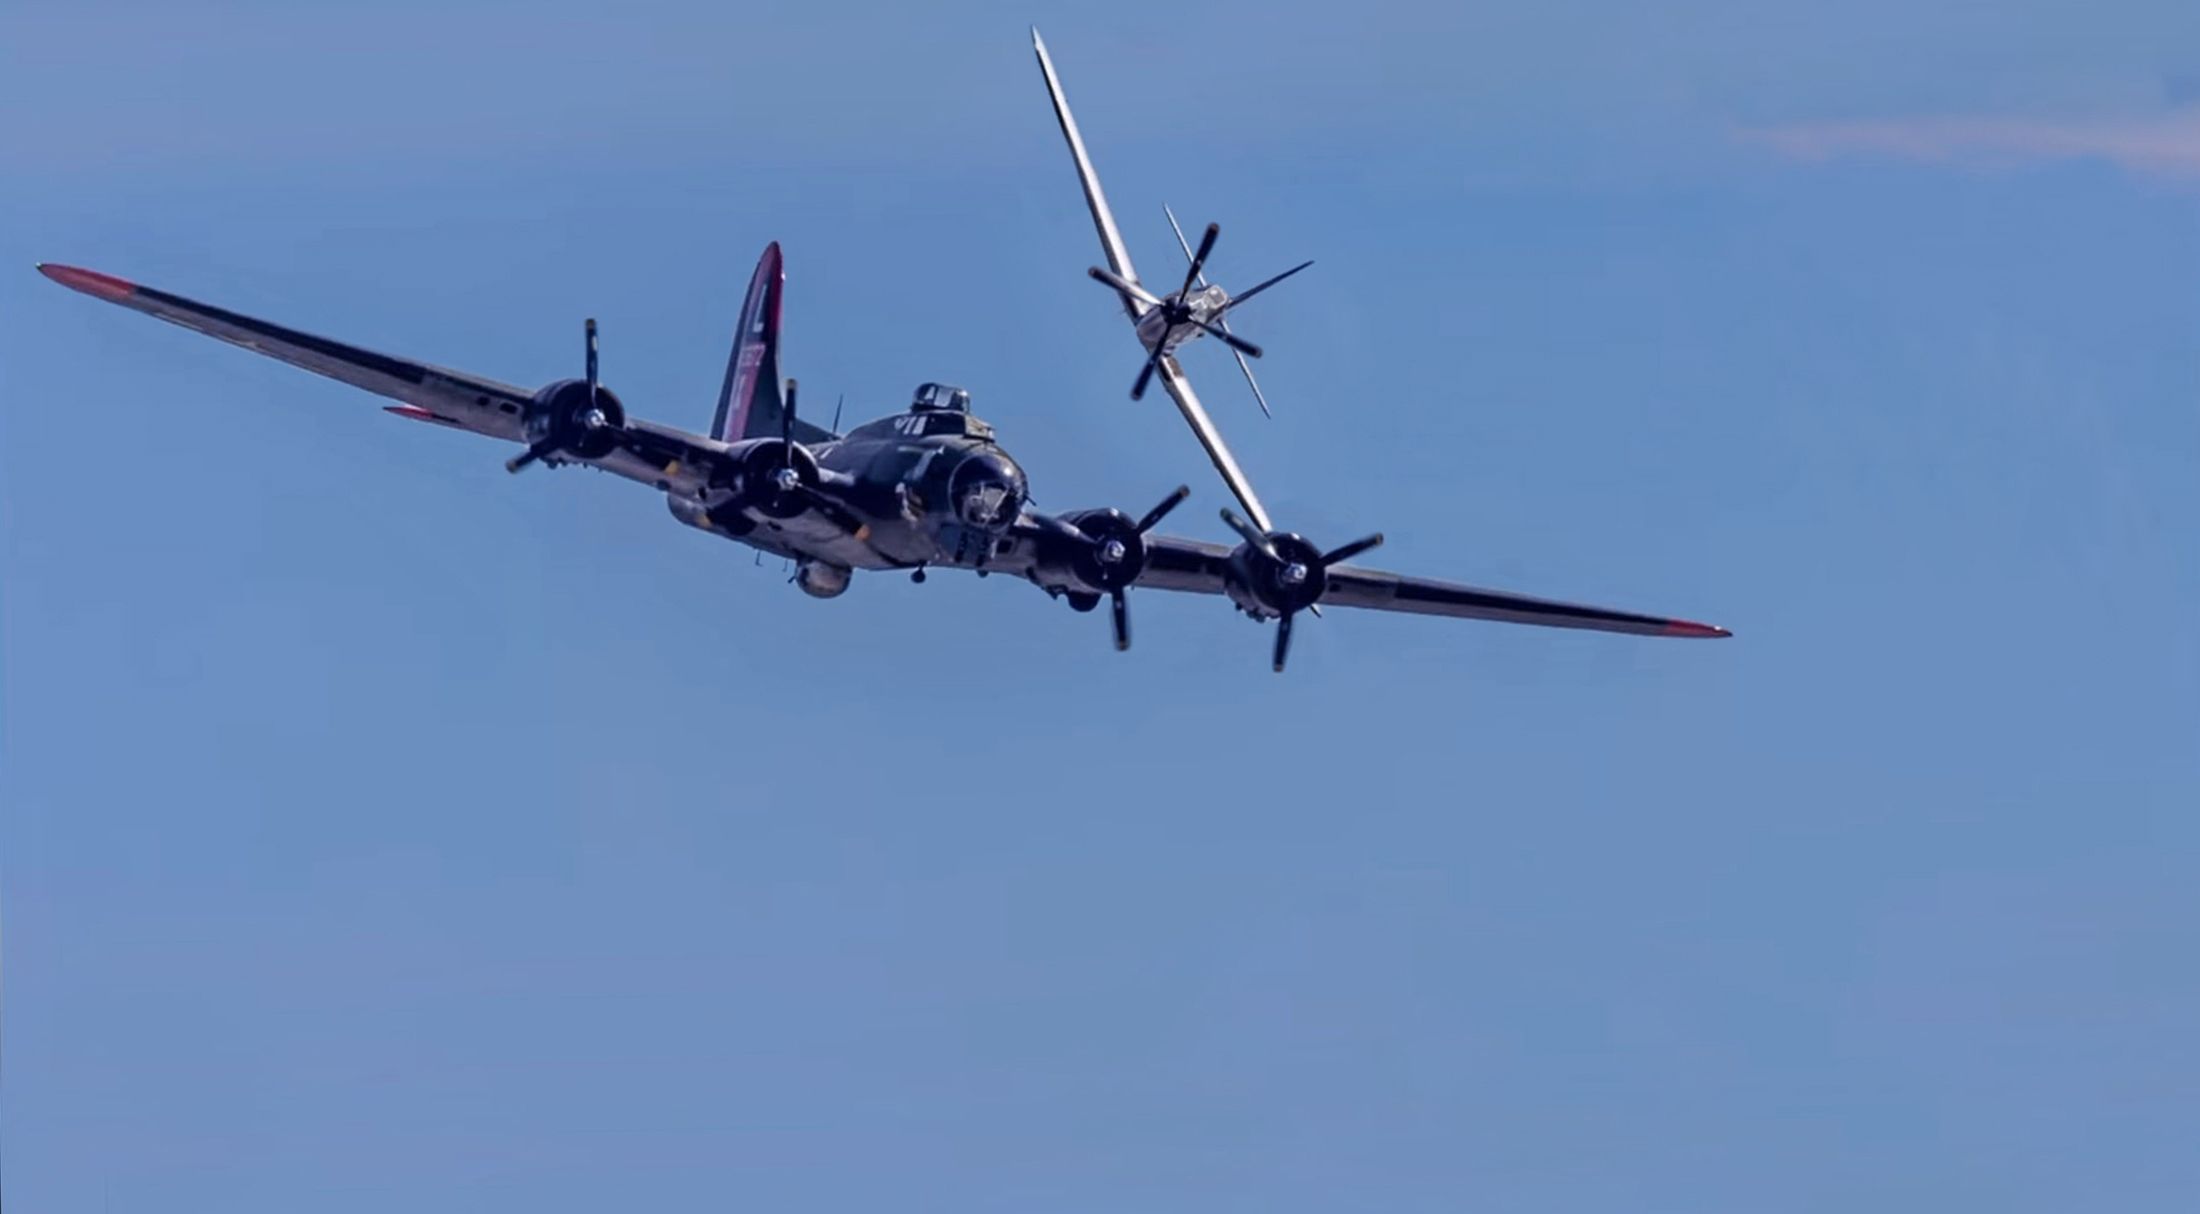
(507, 319, 626, 474)
(1033, 507, 1155, 595)
(1028, 486, 1190, 652)
(522, 378, 627, 460)
(715, 436, 824, 520)
(697, 378, 866, 536)
(1218, 508, 1384, 672)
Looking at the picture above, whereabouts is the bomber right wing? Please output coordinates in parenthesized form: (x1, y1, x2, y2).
(1135, 535, 1731, 638)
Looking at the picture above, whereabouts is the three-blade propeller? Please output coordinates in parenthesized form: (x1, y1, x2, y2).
(762, 379, 865, 535)
(1095, 484, 1190, 651)
(508, 318, 621, 474)
(1037, 484, 1191, 652)
(1219, 507, 1383, 672)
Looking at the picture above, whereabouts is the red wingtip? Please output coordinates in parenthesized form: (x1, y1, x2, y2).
(383, 405, 462, 428)
(1664, 619, 1733, 639)
(38, 263, 138, 301)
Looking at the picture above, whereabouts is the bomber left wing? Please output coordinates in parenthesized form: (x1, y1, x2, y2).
(37, 263, 750, 498)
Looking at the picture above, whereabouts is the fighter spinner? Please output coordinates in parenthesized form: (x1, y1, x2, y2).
(35, 31, 1727, 673)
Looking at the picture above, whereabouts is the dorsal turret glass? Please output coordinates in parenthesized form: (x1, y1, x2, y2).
(911, 382, 971, 413)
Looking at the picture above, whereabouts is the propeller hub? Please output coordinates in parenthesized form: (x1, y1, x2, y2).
(520, 377, 626, 463)
(1281, 562, 1309, 586)
(1099, 538, 1128, 565)
(772, 466, 802, 493)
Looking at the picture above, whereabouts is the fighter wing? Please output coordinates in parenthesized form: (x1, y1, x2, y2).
(38, 262, 758, 495)
(1031, 27, 1142, 318)
(1154, 357, 1273, 532)
(1136, 535, 1731, 638)
(1030, 32, 1276, 532)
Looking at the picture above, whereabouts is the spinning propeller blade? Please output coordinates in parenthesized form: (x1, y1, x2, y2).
(1219, 507, 1279, 561)
(767, 378, 865, 537)
(1322, 533, 1384, 566)
(1135, 484, 1190, 533)
(1178, 222, 1219, 302)
(1130, 347, 1165, 400)
(1214, 260, 1313, 317)
(585, 317, 598, 402)
(1088, 266, 1162, 309)
(1169, 205, 1276, 417)
(505, 439, 555, 474)
(1190, 319, 1261, 359)
(1157, 205, 1305, 418)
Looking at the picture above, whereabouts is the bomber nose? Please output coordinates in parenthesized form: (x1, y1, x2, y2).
(951, 450, 1028, 531)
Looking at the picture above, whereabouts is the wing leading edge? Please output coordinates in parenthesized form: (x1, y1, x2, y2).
(1136, 535, 1731, 638)
(1031, 27, 1140, 319)
(38, 262, 531, 440)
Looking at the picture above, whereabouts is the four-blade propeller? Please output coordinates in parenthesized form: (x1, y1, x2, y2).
(1088, 219, 1309, 404)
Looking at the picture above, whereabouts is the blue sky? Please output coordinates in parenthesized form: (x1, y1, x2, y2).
(4, 1, 2196, 1209)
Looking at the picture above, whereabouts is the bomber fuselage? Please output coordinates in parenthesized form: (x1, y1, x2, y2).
(666, 385, 1031, 586)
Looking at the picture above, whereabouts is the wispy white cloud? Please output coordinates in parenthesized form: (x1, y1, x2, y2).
(1744, 109, 2200, 180)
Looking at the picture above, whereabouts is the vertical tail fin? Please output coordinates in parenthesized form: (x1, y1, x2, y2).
(712, 242, 787, 442)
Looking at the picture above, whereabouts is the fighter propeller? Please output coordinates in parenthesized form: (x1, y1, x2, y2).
(1162, 205, 1298, 418)
(1219, 508, 1384, 672)
(1087, 219, 1311, 405)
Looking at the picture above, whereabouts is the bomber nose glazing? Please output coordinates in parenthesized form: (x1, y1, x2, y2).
(949, 449, 1027, 531)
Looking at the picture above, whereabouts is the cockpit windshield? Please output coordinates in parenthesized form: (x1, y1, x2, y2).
(911, 382, 971, 414)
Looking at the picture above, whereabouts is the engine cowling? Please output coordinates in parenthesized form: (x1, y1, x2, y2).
(1027, 486, 1190, 653)
(1033, 507, 1150, 595)
(718, 438, 823, 520)
(524, 378, 627, 461)
(1223, 530, 1331, 619)
(1216, 508, 1385, 672)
